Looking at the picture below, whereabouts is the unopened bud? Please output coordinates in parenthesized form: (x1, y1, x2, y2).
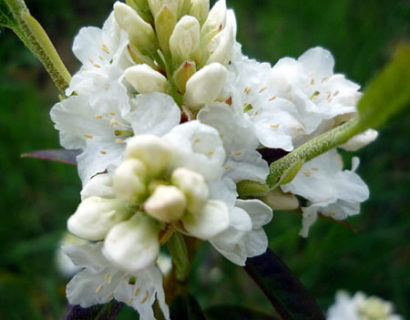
(182, 199, 229, 239)
(103, 214, 160, 272)
(125, 0, 152, 22)
(124, 64, 170, 93)
(126, 135, 174, 177)
(113, 159, 147, 204)
(169, 15, 200, 65)
(173, 60, 196, 93)
(144, 185, 187, 222)
(171, 167, 208, 213)
(189, 0, 209, 25)
(340, 129, 378, 151)
(184, 62, 227, 108)
(68, 197, 131, 241)
(177, 0, 191, 19)
(200, 0, 226, 45)
(260, 188, 299, 211)
(155, 5, 176, 52)
(205, 9, 236, 66)
(80, 173, 115, 200)
(114, 2, 157, 54)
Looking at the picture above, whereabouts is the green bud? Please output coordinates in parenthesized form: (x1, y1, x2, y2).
(189, 0, 209, 25)
(155, 5, 176, 53)
(173, 60, 196, 93)
(126, 0, 153, 22)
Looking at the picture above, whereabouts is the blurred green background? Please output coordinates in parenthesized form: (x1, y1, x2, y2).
(0, 0, 409, 319)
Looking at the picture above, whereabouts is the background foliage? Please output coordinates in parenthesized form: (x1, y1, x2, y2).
(0, 0, 408, 318)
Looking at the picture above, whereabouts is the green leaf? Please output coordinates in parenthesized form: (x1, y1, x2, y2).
(237, 180, 270, 197)
(358, 44, 410, 130)
(170, 294, 206, 320)
(21, 149, 79, 165)
(205, 306, 280, 320)
(245, 249, 325, 320)
(167, 233, 190, 281)
(0, 0, 17, 28)
(66, 301, 123, 320)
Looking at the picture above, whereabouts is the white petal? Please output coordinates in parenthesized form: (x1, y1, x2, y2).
(235, 199, 273, 229)
(340, 129, 378, 151)
(103, 214, 160, 272)
(124, 64, 169, 93)
(62, 242, 107, 272)
(182, 200, 229, 239)
(298, 47, 335, 78)
(125, 92, 181, 136)
(165, 121, 226, 180)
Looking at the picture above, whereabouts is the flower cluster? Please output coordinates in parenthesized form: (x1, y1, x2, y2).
(327, 291, 403, 320)
(50, 0, 377, 318)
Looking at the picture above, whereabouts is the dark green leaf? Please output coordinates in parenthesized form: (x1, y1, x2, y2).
(66, 301, 123, 320)
(0, 0, 17, 28)
(245, 250, 325, 320)
(205, 306, 280, 320)
(358, 44, 410, 130)
(21, 149, 79, 165)
(167, 233, 190, 281)
(170, 294, 205, 320)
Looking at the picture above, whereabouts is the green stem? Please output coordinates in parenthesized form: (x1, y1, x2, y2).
(4, 0, 71, 94)
(267, 117, 363, 187)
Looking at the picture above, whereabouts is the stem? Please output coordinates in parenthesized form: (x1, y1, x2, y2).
(4, 0, 71, 94)
(267, 117, 363, 187)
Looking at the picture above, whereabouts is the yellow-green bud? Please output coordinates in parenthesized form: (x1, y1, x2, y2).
(113, 159, 147, 204)
(169, 15, 200, 66)
(189, 0, 209, 25)
(173, 60, 196, 93)
(155, 5, 177, 53)
(113, 2, 157, 54)
(144, 185, 187, 222)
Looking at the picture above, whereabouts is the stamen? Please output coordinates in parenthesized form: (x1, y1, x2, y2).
(224, 165, 231, 170)
(269, 95, 277, 101)
(310, 91, 320, 100)
(303, 170, 312, 177)
(134, 288, 141, 297)
(234, 152, 241, 156)
(207, 150, 214, 156)
(110, 120, 120, 126)
(100, 150, 107, 155)
(88, 57, 94, 64)
(121, 273, 129, 281)
(333, 90, 340, 96)
(115, 138, 126, 144)
(244, 86, 252, 94)
(93, 63, 102, 68)
(259, 86, 267, 93)
(310, 78, 315, 85)
(84, 134, 93, 139)
(95, 284, 104, 294)
(270, 123, 279, 129)
(225, 96, 232, 106)
(102, 44, 110, 54)
(140, 290, 149, 304)
(94, 114, 103, 119)
(311, 167, 319, 171)
(109, 111, 116, 116)
(98, 55, 105, 61)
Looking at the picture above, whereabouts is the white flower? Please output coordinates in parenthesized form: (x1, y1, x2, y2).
(63, 242, 169, 320)
(224, 44, 363, 151)
(327, 291, 402, 320)
(50, 92, 181, 184)
(67, 13, 130, 110)
(198, 102, 269, 183)
(210, 198, 273, 266)
(281, 150, 369, 237)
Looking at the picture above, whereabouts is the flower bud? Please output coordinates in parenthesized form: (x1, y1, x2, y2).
(80, 173, 115, 200)
(155, 5, 176, 52)
(189, 0, 209, 25)
(124, 64, 170, 93)
(205, 9, 236, 66)
(171, 167, 208, 213)
(340, 129, 378, 151)
(144, 185, 187, 222)
(177, 0, 191, 18)
(182, 199, 229, 239)
(103, 214, 160, 272)
(126, 135, 174, 177)
(169, 15, 200, 65)
(68, 197, 131, 241)
(113, 159, 147, 204)
(126, 0, 152, 22)
(260, 188, 299, 211)
(173, 60, 196, 93)
(200, 0, 226, 44)
(113, 2, 157, 54)
(184, 62, 227, 108)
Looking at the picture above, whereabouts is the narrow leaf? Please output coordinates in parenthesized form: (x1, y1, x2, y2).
(245, 249, 325, 320)
(358, 44, 410, 130)
(205, 306, 280, 320)
(170, 294, 206, 320)
(0, 0, 17, 28)
(21, 149, 79, 165)
(66, 302, 123, 320)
